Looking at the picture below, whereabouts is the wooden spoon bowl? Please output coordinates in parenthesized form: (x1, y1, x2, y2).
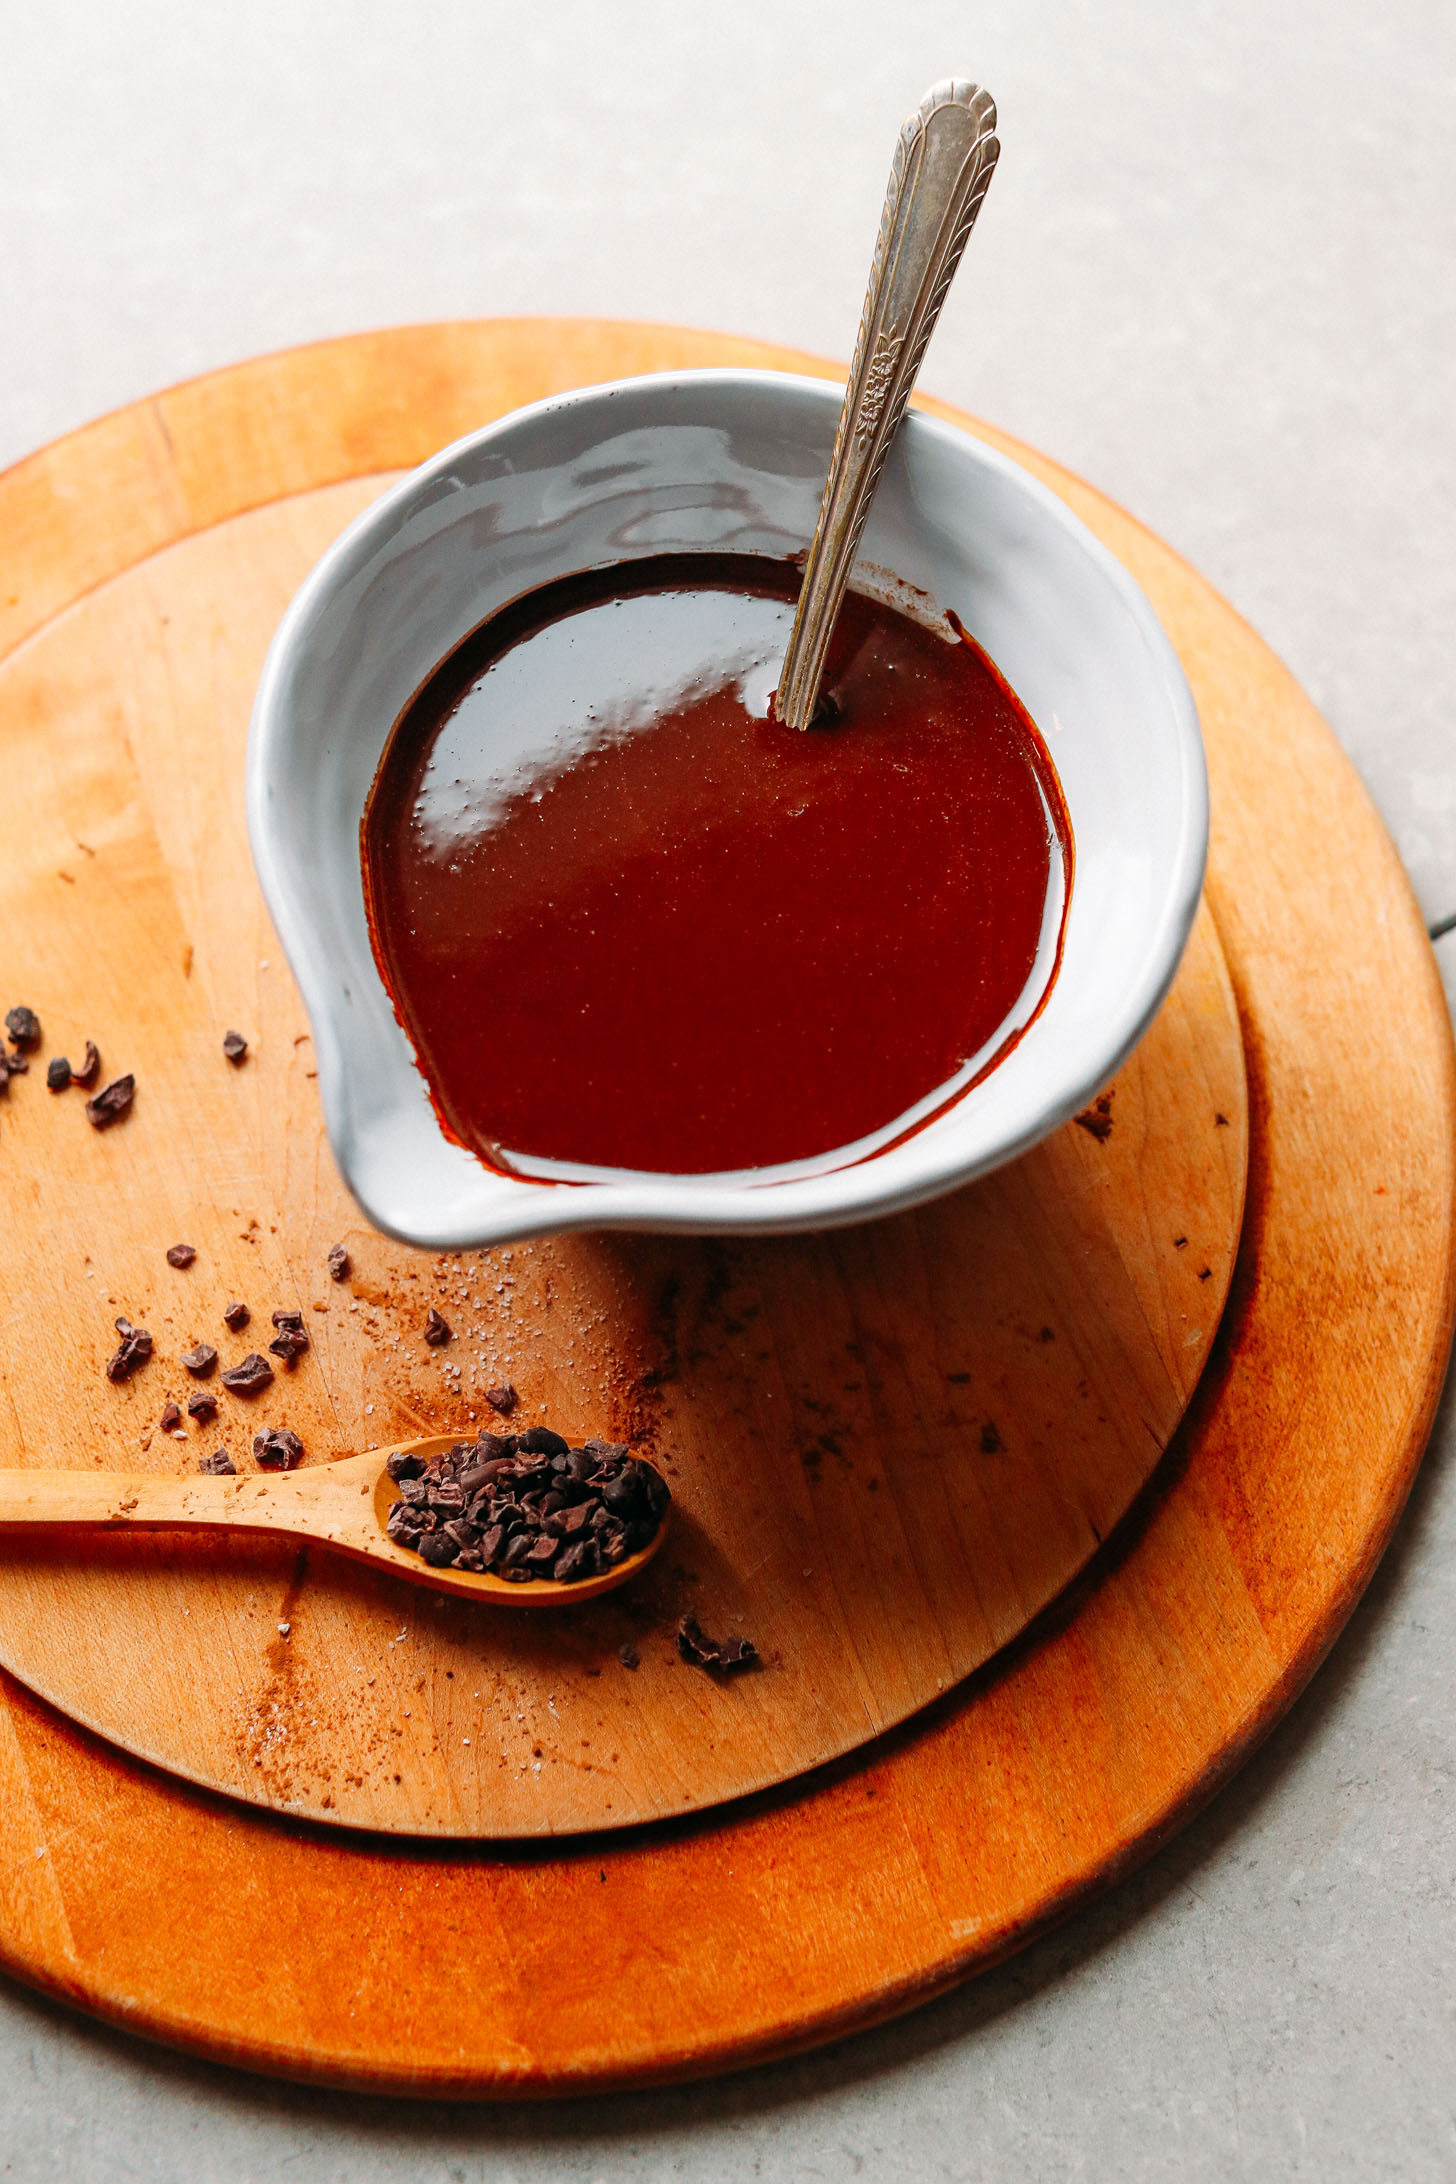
(0, 1435, 666, 1605)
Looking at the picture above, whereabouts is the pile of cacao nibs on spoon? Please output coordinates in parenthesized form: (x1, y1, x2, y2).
(384, 1427, 669, 1583)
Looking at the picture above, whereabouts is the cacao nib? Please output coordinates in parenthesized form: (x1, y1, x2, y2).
(221, 1352, 274, 1396)
(159, 1401, 182, 1433)
(181, 1343, 218, 1377)
(165, 1243, 197, 1269)
(268, 1312, 310, 1364)
(254, 1427, 303, 1470)
(46, 1057, 71, 1092)
(74, 1041, 101, 1088)
(86, 1074, 135, 1129)
(423, 1307, 452, 1348)
(327, 1244, 351, 1282)
(222, 1030, 248, 1065)
(677, 1615, 757, 1675)
(4, 1006, 40, 1049)
(517, 1426, 569, 1458)
(186, 1391, 218, 1422)
(105, 1317, 153, 1382)
(198, 1449, 236, 1475)
(222, 1300, 250, 1331)
(485, 1383, 519, 1416)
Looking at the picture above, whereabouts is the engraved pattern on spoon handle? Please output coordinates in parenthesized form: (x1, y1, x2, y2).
(776, 80, 1000, 730)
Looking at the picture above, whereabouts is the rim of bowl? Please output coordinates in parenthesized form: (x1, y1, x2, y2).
(248, 367, 1208, 1246)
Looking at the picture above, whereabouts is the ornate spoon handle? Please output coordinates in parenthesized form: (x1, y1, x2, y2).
(775, 80, 1000, 730)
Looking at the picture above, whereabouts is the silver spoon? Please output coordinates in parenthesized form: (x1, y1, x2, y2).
(775, 79, 1001, 731)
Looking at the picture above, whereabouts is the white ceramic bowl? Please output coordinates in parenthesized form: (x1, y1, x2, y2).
(248, 369, 1206, 1248)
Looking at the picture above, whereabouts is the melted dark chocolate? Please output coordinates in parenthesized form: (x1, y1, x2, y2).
(363, 554, 1071, 1179)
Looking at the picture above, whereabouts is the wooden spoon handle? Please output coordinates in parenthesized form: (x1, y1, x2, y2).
(0, 1467, 308, 1533)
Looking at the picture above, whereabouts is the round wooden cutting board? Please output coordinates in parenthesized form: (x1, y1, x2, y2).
(0, 484, 1244, 1832)
(0, 321, 1450, 2093)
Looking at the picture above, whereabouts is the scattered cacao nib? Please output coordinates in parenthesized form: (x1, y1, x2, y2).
(159, 1400, 182, 1433)
(86, 1074, 135, 1129)
(198, 1449, 236, 1475)
(254, 1427, 303, 1470)
(617, 1642, 640, 1670)
(105, 1317, 153, 1382)
(222, 1300, 250, 1331)
(165, 1243, 197, 1269)
(222, 1030, 248, 1065)
(423, 1307, 452, 1348)
(268, 1310, 310, 1364)
(677, 1615, 757, 1675)
(384, 1429, 669, 1585)
(485, 1382, 519, 1416)
(74, 1041, 101, 1088)
(4, 1006, 40, 1049)
(327, 1244, 351, 1283)
(3, 1049, 28, 1075)
(180, 1343, 218, 1377)
(46, 1057, 71, 1092)
(186, 1390, 218, 1422)
(220, 1352, 274, 1396)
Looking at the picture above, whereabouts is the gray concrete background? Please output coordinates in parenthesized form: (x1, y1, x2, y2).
(1, 3, 1453, 2175)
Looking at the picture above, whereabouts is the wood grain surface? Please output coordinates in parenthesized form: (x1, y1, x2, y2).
(0, 464, 1244, 1832)
(0, 320, 1449, 2094)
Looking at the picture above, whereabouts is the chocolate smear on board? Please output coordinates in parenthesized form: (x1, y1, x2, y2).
(423, 1307, 452, 1348)
(222, 1030, 248, 1065)
(186, 1390, 218, 1422)
(327, 1244, 351, 1282)
(485, 1381, 518, 1416)
(46, 1057, 71, 1092)
(105, 1318, 153, 1382)
(86, 1074, 135, 1129)
(677, 1614, 757, 1675)
(254, 1427, 304, 1470)
(198, 1449, 236, 1475)
(166, 1242, 197, 1269)
(181, 1343, 218, 1377)
(4, 1006, 40, 1049)
(222, 1300, 250, 1331)
(221, 1352, 274, 1396)
(73, 1041, 101, 1088)
(1073, 1090, 1115, 1143)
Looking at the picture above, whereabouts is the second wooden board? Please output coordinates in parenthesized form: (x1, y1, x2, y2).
(0, 473, 1244, 1836)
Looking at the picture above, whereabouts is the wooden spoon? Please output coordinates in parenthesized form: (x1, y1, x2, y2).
(0, 1435, 665, 1605)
